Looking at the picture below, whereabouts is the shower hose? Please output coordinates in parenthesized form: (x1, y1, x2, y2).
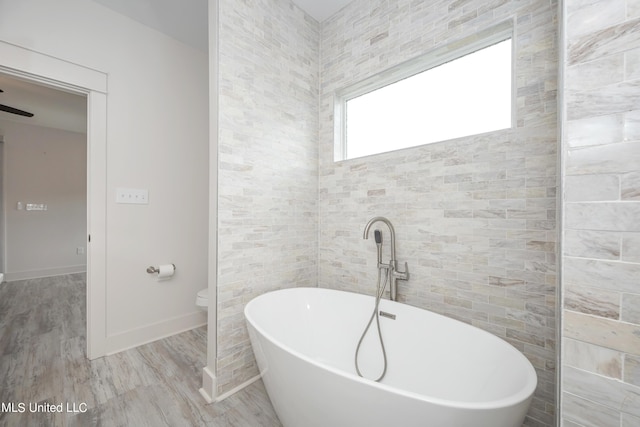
(354, 266, 389, 382)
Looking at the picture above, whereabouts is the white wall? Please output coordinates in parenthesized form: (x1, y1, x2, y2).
(1, 120, 87, 280)
(0, 0, 209, 354)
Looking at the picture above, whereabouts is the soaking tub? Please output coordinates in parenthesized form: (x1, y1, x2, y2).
(244, 287, 537, 427)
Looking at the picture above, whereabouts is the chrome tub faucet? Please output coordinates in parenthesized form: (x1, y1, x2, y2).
(363, 216, 409, 301)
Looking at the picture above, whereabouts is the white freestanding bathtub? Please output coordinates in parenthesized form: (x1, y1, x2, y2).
(244, 287, 537, 427)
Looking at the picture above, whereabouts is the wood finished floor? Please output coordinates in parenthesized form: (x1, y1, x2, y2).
(0, 274, 282, 427)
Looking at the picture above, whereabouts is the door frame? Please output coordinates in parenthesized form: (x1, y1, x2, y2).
(0, 40, 108, 359)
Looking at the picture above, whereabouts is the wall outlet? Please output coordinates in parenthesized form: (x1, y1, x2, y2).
(116, 188, 149, 205)
(26, 203, 47, 211)
(76, 247, 85, 255)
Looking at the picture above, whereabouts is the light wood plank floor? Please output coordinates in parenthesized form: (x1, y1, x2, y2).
(0, 274, 281, 427)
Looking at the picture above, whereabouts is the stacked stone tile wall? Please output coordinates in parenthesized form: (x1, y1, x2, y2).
(217, 0, 319, 396)
(561, 0, 640, 425)
(318, 1, 558, 425)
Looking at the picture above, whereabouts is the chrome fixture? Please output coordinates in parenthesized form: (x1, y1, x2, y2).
(146, 264, 176, 274)
(363, 216, 409, 301)
(355, 217, 408, 382)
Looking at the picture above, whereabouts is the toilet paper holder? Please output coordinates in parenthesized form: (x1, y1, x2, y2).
(146, 264, 176, 274)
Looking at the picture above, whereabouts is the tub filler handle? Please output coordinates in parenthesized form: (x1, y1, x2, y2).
(394, 261, 409, 282)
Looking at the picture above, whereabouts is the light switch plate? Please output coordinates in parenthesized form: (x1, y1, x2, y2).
(116, 188, 149, 204)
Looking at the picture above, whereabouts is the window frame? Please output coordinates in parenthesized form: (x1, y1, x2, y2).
(333, 21, 515, 161)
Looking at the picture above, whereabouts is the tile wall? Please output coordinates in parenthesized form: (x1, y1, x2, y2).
(561, 0, 640, 425)
(216, 0, 319, 396)
(318, 1, 558, 425)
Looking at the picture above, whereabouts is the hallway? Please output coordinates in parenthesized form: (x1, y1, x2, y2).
(0, 274, 280, 426)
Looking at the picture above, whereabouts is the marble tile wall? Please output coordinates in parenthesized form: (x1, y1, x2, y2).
(216, 0, 319, 396)
(561, 0, 640, 425)
(318, 1, 558, 426)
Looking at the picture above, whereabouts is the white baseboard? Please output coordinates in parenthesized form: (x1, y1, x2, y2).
(3, 265, 86, 282)
(105, 311, 207, 355)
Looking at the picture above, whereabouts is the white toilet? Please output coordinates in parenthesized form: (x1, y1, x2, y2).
(196, 288, 209, 311)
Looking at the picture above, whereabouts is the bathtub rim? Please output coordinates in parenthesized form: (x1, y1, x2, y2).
(244, 286, 538, 412)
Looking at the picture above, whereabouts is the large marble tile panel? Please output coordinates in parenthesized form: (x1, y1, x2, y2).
(565, 53, 624, 91)
(563, 256, 640, 293)
(563, 337, 622, 379)
(566, 141, 640, 175)
(621, 293, 640, 324)
(565, 202, 640, 231)
(563, 365, 640, 418)
(564, 175, 619, 201)
(564, 310, 640, 354)
(568, 17, 640, 65)
(561, 391, 620, 427)
(624, 109, 640, 141)
(622, 232, 640, 262)
(629, 0, 640, 19)
(566, 113, 623, 148)
(560, 419, 583, 427)
(626, 47, 640, 80)
(566, 81, 640, 121)
(622, 413, 640, 427)
(563, 229, 620, 259)
(562, 0, 640, 424)
(621, 171, 640, 200)
(566, 0, 626, 39)
(564, 284, 620, 319)
(625, 354, 640, 387)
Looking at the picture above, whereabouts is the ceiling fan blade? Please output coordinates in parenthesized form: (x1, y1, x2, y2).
(0, 104, 34, 117)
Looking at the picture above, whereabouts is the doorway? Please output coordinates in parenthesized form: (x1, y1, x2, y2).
(0, 40, 108, 359)
(0, 74, 87, 282)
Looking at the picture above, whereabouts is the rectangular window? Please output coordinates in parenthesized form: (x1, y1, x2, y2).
(335, 23, 513, 161)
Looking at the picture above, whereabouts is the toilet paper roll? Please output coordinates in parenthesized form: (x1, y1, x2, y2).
(157, 264, 175, 279)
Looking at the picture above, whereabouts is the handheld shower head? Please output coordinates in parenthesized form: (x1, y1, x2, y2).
(374, 229, 383, 265)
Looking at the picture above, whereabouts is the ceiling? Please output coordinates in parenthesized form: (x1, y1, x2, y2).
(92, 0, 209, 52)
(292, 0, 352, 22)
(92, 0, 353, 52)
(0, 0, 353, 134)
